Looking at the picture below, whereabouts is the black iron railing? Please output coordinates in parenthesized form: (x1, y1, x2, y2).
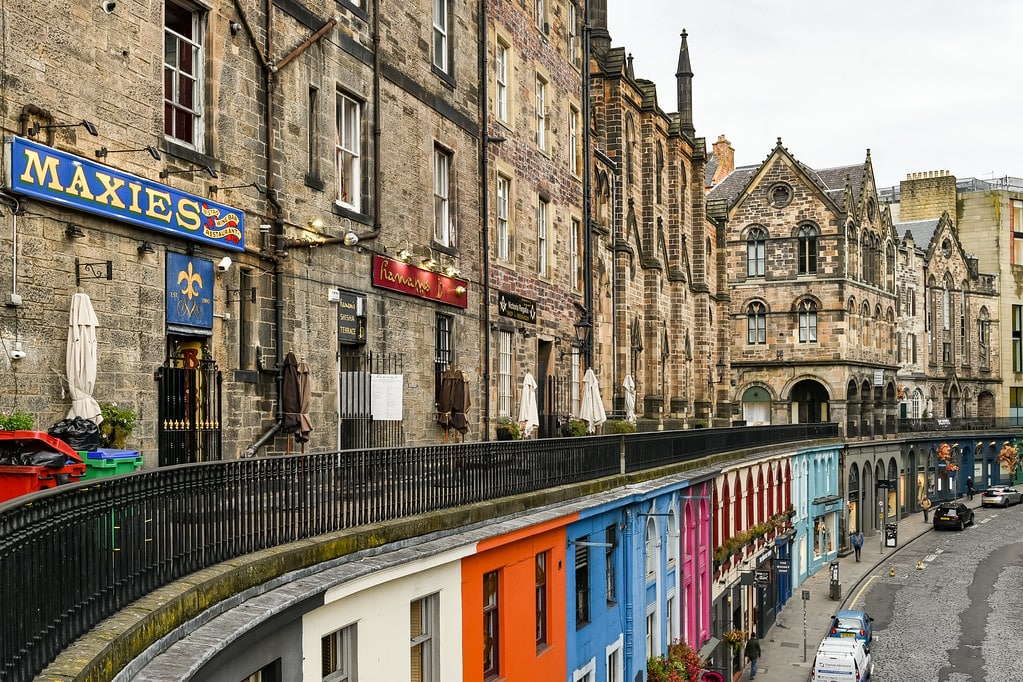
(624, 423, 837, 472)
(0, 423, 834, 682)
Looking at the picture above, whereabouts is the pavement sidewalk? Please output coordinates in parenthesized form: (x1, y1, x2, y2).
(739, 499, 977, 682)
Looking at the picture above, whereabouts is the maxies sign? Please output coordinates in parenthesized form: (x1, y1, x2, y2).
(371, 254, 467, 308)
(2, 136, 245, 251)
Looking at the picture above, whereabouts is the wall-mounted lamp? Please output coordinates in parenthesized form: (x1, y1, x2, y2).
(420, 249, 439, 271)
(65, 223, 85, 239)
(574, 314, 592, 350)
(394, 239, 413, 263)
(343, 230, 359, 246)
(160, 164, 218, 179)
(229, 21, 242, 36)
(443, 264, 461, 278)
(29, 119, 98, 137)
(96, 145, 161, 161)
(137, 241, 156, 255)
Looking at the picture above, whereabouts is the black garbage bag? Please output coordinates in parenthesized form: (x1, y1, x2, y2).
(27, 449, 68, 469)
(47, 417, 100, 452)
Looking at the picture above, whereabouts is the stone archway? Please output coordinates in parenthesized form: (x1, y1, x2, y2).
(790, 379, 830, 424)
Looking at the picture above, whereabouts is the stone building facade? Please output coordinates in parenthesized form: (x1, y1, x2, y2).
(709, 141, 900, 434)
(587, 19, 723, 427)
(483, 0, 588, 436)
(893, 212, 999, 421)
(888, 171, 1013, 419)
(0, 0, 484, 461)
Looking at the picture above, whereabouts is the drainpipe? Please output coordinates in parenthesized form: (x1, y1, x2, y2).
(478, 0, 492, 439)
(581, 0, 594, 368)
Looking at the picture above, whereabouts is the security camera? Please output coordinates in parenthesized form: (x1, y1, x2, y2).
(217, 256, 233, 272)
(101, 0, 116, 13)
(10, 350, 26, 360)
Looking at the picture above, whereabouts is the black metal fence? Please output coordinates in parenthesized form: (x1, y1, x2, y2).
(0, 423, 835, 682)
(624, 423, 837, 472)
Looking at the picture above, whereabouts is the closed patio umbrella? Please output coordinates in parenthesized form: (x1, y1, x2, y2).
(518, 372, 539, 438)
(578, 368, 607, 434)
(282, 351, 313, 445)
(623, 374, 637, 424)
(66, 293, 102, 423)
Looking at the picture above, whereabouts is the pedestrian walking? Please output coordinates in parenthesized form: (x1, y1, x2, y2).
(966, 476, 975, 501)
(921, 497, 931, 522)
(850, 530, 864, 561)
(745, 630, 761, 680)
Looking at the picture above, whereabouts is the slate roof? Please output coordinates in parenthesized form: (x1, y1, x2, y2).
(895, 218, 940, 250)
(707, 155, 866, 213)
(705, 154, 718, 187)
(705, 164, 758, 205)
(810, 163, 866, 211)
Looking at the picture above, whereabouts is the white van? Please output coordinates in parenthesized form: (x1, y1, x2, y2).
(810, 636, 873, 681)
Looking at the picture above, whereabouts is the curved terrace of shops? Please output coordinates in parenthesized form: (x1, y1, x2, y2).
(5, 421, 1022, 681)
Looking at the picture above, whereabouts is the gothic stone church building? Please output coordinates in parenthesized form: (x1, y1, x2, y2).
(708, 140, 901, 435)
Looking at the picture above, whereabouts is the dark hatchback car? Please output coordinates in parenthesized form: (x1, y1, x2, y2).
(933, 501, 974, 530)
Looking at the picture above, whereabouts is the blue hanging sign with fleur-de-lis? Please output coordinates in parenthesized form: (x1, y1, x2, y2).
(166, 252, 213, 330)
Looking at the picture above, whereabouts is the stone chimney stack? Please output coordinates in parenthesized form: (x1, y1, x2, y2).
(898, 170, 957, 222)
(710, 135, 734, 185)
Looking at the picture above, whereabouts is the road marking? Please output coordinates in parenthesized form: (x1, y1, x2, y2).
(924, 553, 938, 562)
(850, 575, 878, 608)
(980, 517, 993, 524)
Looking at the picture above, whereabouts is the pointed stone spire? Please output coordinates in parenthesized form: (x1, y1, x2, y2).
(676, 30, 694, 138)
(589, 0, 611, 57)
(626, 53, 635, 79)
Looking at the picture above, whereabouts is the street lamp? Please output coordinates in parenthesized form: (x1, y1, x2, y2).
(574, 314, 592, 365)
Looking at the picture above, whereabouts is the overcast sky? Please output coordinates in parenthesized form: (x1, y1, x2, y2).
(605, 1, 1023, 190)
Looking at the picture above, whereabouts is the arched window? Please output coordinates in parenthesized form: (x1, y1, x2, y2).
(645, 516, 658, 579)
(679, 165, 688, 221)
(747, 301, 766, 345)
(655, 142, 664, 204)
(979, 306, 991, 370)
(747, 227, 766, 277)
(797, 223, 818, 274)
(862, 302, 871, 346)
(942, 278, 951, 331)
(799, 300, 818, 343)
(666, 507, 678, 566)
(625, 115, 636, 186)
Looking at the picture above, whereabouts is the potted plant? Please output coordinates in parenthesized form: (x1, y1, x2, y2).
(99, 402, 137, 449)
(604, 418, 637, 434)
(495, 417, 520, 441)
(560, 419, 588, 437)
(0, 409, 34, 431)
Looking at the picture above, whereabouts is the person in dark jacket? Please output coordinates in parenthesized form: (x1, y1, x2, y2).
(745, 631, 762, 679)
(851, 530, 864, 561)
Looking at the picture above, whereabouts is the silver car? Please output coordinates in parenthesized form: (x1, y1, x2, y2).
(981, 485, 1022, 507)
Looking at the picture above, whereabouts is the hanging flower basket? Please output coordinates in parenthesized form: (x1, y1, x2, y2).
(722, 629, 746, 651)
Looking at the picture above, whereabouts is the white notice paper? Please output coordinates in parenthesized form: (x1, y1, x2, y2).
(370, 374, 404, 421)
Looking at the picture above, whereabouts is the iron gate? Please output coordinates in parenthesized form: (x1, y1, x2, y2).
(539, 375, 572, 438)
(156, 355, 222, 466)
(339, 350, 405, 450)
